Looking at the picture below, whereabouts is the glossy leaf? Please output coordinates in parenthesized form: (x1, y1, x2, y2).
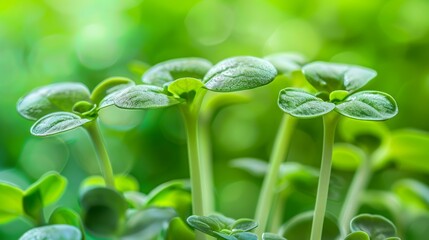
(332, 143, 365, 171)
(262, 232, 287, 240)
(264, 52, 306, 74)
(25, 172, 67, 207)
(80, 187, 127, 237)
(302, 62, 376, 93)
(335, 91, 398, 120)
(142, 58, 212, 86)
(392, 179, 429, 210)
(278, 88, 335, 118)
(350, 214, 398, 240)
(19, 224, 82, 240)
(166, 77, 205, 102)
(17, 82, 91, 120)
(122, 207, 177, 239)
(203, 56, 277, 92)
(90, 77, 135, 105)
(165, 217, 195, 240)
(344, 231, 370, 240)
(30, 112, 91, 136)
(231, 219, 258, 232)
(114, 85, 181, 109)
(0, 182, 24, 223)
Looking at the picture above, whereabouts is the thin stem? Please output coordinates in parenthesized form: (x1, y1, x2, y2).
(310, 112, 339, 240)
(338, 154, 372, 237)
(199, 115, 215, 214)
(255, 114, 297, 237)
(85, 120, 115, 189)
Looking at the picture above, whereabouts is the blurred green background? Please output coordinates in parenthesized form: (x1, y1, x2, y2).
(1, 0, 429, 238)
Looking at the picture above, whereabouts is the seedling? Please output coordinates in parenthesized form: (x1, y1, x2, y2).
(113, 56, 277, 240)
(277, 61, 398, 240)
(344, 214, 401, 240)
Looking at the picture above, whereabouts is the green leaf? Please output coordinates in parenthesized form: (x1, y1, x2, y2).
(19, 224, 82, 240)
(264, 52, 306, 74)
(330, 90, 349, 103)
(392, 179, 429, 210)
(30, 112, 91, 136)
(90, 77, 135, 105)
(335, 91, 398, 120)
(231, 219, 258, 232)
(187, 215, 222, 236)
(165, 217, 195, 240)
(72, 101, 97, 117)
(232, 232, 258, 240)
(278, 88, 335, 118)
(114, 85, 182, 109)
(166, 77, 205, 102)
(80, 187, 127, 237)
(49, 207, 83, 230)
(203, 56, 277, 92)
(25, 172, 67, 207)
(262, 232, 287, 240)
(344, 231, 370, 240)
(122, 207, 177, 239)
(80, 175, 140, 193)
(332, 143, 366, 171)
(302, 61, 376, 93)
(124, 191, 147, 209)
(230, 158, 268, 177)
(17, 82, 91, 120)
(142, 58, 212, 86)
(0, 182, 24, 223)
(350, 214, 398, 240)
(278, 162, 319, 194)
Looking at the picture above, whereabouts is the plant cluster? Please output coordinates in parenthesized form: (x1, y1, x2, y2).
(5, 53, 429, 240)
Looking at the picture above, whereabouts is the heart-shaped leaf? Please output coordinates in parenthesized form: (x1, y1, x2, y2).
(165, 217, 195, 240)
(30, 112, 91, 136)
(90, 77, 135, 105)
(203, 56, 277, 92)
(335, 91, 398, 120)
(278, 88, 335, 118)
(80, 187, 127, 237)
(114, 85, 182, 109)
(349, 214, 398, 240)
(17, 82, 91, 120)
(142, 58, 212, 86)
(302, 62, 376, 93)
(344, 231, 370, 240)
(19, 224, 82, 240)
(0, 182, 24, 223)
(264, 52, 306, 74)
(262, 232, 287, 240)
(167, 77, 205, 102)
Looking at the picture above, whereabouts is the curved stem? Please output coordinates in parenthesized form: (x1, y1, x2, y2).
(310, 112, 339, 240)
(85, 120, 115, 189)
(338, 155, 372, 237)
(255, 114, 297, 237)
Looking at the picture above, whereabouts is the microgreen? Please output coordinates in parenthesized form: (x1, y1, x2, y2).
(344, 214, 401, 240)
(277, 61, 398, 240)
(19, 224, 82, 240)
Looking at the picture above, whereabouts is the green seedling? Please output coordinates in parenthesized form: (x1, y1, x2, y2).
(344, 214, 401, 240)
(114, 56, 277, 239)
(17, 77, 134, 189)
(278, 61, 398, 240)
(19, 224, 82, 240)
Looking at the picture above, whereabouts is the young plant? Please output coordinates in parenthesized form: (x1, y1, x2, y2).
(344, 214, 401, 240)
(277, 62, 398, 240)
(113, 56, 277, 240)
(17, 77, 134, 188)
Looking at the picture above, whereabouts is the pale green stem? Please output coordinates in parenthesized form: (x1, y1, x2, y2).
(85, 120, 115, 189)
(199, 115, 215, 214)
(310, 112, 339, 240)
(255, 114, 297, 237)
(269, 187, 291, 233)
(338, 154, 372, 237)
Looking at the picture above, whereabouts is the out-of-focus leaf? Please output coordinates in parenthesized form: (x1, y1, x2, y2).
(392, 179, 429, 211)
(405, 215, 429, 240)
(142, 58, 212, 86)
(17, 82, 91, 120)
(262, 232, 287, 240)
(264, 52, 306, 74)
(114, 85, 181, 109)
(19, 224, 82, 240)
(166, 77, 205, 102)
(349, 214, 398, 240)
(335, 91, 398, 121)
(25, 172, 67, 207)
(49, 207, 83, 230)
(332, 143, 366, 171)
(344, 231, 370, 240)
(230, 158, 268, 177)
(80, 175, 140, 194)
(278, 88, 335, 118)
(0, 182, 23, 223)
(30, 112, 91, 136)
(302, 62, 376, 93)
(203, 56, 277, 92)
(165, 217, 195, 240)
(90, 77, 135, 105)
(124, 191, 146, 209)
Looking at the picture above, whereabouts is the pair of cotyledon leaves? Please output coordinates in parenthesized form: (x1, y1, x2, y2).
(278, 62, 398, 120)
(17, 56, 277, 136)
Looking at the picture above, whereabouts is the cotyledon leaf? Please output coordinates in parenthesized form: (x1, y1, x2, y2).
(91, 77, 135, 105)
(114, 85, 182, 109)
(0, 182, 24, 223)
(30, 112, 91, 136)
(203, 56, 277, 92)
(19, 224, 82, 240)
(264, 52, 306, 74)
(278, 88, 335, 118)
(142, 58, 212, 86)
(17, 82, 91, 120)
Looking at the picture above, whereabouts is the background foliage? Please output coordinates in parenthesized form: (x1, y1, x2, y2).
(1, 0, 429, 238)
